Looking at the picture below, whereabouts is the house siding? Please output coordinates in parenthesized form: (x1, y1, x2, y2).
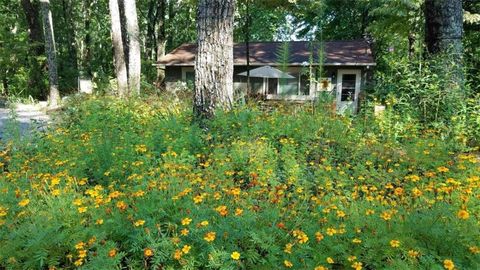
(163, 65, 372, 104)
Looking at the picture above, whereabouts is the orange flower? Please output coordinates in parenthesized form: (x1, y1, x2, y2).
(108, 249, 117, 257)
(144, 248, 154, 257)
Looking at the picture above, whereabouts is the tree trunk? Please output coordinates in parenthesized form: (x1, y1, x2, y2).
(194, 0, 236, 120)
(83, 0, 93, 76)
(108, 0, 128, 96)
(21, 0, 46, 99)
(156, 0, 167, 87)
(146, 0, 156, 61)
(244, 0, 251, 99)
(425, 0, 464, 90)
(425, 0, 463, 56)
(40, 0, 60, 107)
(123, 0, 141, 95)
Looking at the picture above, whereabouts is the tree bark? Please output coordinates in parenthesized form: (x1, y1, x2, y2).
(108, 0, 128, 96)
(194, 0, 236, 120)
(83, 0, 93, 76)
(425, 0, 464, 90)
(123, 0, 141, 95)
(146, 0, 156, 61)
(21, 0, 46, 99)
(425, 0, 463, 56)
(156, 0, 167, 87)
(40, 0, 60, 106)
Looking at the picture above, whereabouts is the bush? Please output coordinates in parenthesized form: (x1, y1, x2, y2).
(0, 96, 479, 269)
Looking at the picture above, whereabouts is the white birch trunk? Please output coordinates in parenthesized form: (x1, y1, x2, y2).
(123, 0, 141, 95)
(40, 0, 60, 107)
(108, 0, 128, 96)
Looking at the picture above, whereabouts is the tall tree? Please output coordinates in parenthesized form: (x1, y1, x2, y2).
(40, 0, 60, 106)
(425, 0, 463, 56)
(109, 0, 128, 96)
(156, 0, 167, 86)
(194, 0, 236, 120)
(123, 0, 141, 95)
(21, 0, 46, 99)
(425, 0, 464, 89)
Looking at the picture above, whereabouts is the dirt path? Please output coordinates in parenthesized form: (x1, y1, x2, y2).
(0, 102, 50, 139)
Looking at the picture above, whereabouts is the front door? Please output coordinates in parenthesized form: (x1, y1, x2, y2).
(336, 69, 361, 113)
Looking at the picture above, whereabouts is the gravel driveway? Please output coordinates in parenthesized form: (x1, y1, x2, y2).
(0, 102, 50, 139)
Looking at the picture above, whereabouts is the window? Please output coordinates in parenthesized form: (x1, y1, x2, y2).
(340, 74, 356, 101)
(278, 77, 298, 95)
(300, 74, 310, 95)
(185, 71, 195, 84)
(268, 78, 278, 94)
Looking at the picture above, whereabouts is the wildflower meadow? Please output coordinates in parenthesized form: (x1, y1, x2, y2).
(0, 96, 479, 269)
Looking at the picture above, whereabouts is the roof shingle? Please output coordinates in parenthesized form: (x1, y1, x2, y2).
(158, 40, 375, 66)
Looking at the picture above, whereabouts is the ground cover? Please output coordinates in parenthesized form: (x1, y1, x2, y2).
(0, 96, 478, 269)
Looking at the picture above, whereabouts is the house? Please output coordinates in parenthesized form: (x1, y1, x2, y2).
(157, 40, 375, 112)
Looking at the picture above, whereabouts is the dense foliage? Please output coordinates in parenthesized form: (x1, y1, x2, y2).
(0, 96, 479, 269)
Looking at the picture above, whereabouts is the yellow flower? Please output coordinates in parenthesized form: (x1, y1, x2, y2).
(204, 231, 216, 242)
(78, 249, 87, 258)
(437, 166, 449, 173)
(193, 194, 203, 204)
(116, 201, 128, 211)
(215, 205, 228, 216)
(231, 251, 240, 260)
(284, 243, 293, 254)
(75, 242, 85, 250)
(314, 266, 328, 270)
(134, 219, 145, 227)
(181, 217, 192, 226)
(315, 232, 324, 242)
(408, 250, 419, 258)
(390, 239, 400, 248)
(336, 210, 346, 218)
(78, 206, 88, 213)
(469, 246, 480, 254)
(18, 199, 30, 207)
(74, 259, 83, 266)
(352, 238, 362, 244)
(351, 261, 362, 270)
(380, 211, 392, 221)
(199, 220, 209, 227)
(326, 257, 334, 264)
(181, 228, 189, 236)
(284, 260, 293, 268)
(457, 209, 470, 220)
(235, 208, 243, 216)
(182, 245, 191, 254)
(443, 259, 454, 270)
(411, 188, 423, 197)
(96, 219, 104, 225)
(327, 227, 338, 236)
(144, 248, 154, 257)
